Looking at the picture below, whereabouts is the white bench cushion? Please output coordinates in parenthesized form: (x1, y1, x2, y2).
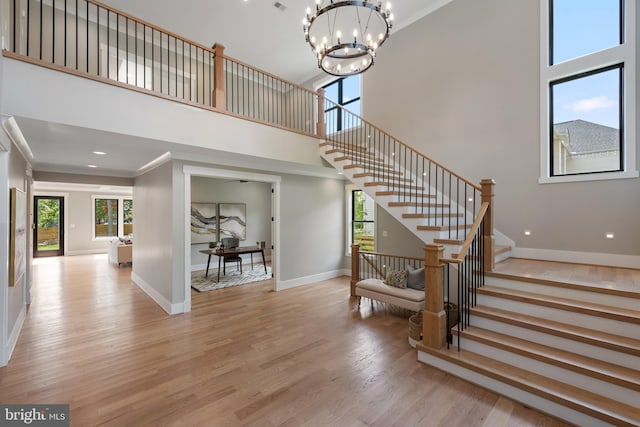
(355, 278, 425, 312)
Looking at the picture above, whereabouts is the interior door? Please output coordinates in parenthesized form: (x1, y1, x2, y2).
(33, 196, 64, 257)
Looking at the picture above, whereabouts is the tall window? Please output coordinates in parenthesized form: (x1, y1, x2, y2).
(351, 189, 375, 251)
(323, 74, 361, 133)
(93, 196, 133, 239)
(541, 0, 637, 182)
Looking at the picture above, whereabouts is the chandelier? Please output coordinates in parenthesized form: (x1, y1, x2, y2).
(302, 1, 393, 76)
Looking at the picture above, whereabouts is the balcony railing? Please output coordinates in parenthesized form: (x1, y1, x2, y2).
(7, 0, 319, 137)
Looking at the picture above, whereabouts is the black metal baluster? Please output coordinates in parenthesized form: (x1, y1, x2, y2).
(64, 0, 67, 66)
(52, 0, 55, 63)
(39, 0, 42, 59)
(27, 0, 31, 56)
(106, 9, 110, 79)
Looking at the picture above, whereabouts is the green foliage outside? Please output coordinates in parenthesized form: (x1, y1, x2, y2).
(37, 199, 59, 229)
(95, 199, 118, 237)
(353, 190, 374, 251)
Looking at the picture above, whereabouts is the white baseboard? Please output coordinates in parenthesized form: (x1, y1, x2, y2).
(66, 249, 108, 256)
(3, 303, 26, 366)
(276, 268, 350, 291)
(512, 247, 640, 269)
(131, 272, 184, 315)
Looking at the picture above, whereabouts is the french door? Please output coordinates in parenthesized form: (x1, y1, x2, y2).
(33, 196, 64, 257)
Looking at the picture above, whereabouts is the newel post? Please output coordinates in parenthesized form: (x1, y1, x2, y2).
(316, 88, 326, 139)
(211, 43, 226, 110)
(422, 244, 447, 350)
(350, 244, 360, 297)
(481, 179, 496, 272)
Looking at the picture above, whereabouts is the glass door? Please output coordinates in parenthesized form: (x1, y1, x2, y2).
(33, 196, 64, 257)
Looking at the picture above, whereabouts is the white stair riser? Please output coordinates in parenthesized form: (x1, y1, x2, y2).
(476, 294, 640, 340)
(488, 277, 639, 311)
(470, 314, 640, 370)
(417, 351, 615, 427)
(452, 336, 640, 407)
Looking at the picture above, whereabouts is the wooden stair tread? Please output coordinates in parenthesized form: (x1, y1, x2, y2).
(434, 238, 464, 245)
(354, 173, 413, 182)
(375, 191, 434, 198)
(402, 213, 463, 219)
(389, 201, 449, 208)
(365, 182, 424, 191)
(418, 345, 640, 427)
(486, 271, 640, 300)
(344, 165, 402, 174)
(471, 305, 640, 357)
(417, 223, 473, 231)
(454, 326, 640, 391)
(479, 285, 640, 324)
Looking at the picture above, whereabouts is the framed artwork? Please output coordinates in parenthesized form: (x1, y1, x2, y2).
(191, 202, 218, 244)
(9, 188, 27, 287)
(219, 203, 246, 240)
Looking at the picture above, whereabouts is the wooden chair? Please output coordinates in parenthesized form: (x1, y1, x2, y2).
(221, 238, 242, 275)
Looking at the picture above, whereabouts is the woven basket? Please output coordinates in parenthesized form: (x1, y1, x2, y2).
(445, 303, 459, 327)
(408, 312, 423, 341)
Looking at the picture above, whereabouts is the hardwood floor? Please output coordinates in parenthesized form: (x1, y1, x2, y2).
(0, 254, 569, 426)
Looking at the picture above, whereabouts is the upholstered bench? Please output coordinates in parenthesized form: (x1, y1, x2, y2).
(355, 278, 425, 312)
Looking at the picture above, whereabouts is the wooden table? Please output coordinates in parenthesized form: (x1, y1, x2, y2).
(199, 246, 267, 282)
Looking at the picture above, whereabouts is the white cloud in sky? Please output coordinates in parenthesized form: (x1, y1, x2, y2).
(563, 96, 616, 113)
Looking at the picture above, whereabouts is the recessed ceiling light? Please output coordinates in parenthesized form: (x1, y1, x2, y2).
(88, 165, 97, 168)
(606, 232, 615, 239)
(93, 151, 107, 155)
(524, 230, 531, 236)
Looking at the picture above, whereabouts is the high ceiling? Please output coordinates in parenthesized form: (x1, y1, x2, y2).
(13, 0, 452, 181)
(99, 0, 452, 84)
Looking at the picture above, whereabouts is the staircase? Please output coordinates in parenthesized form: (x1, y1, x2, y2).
(418, 272, 640, 426)
(319, 140, 487, 258)
(319, 138, 640, 426)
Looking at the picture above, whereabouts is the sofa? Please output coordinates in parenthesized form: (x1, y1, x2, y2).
(108, 238, 133, 266)
(355, 266, 425, 312)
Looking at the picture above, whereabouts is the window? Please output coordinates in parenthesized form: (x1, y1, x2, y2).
(540, 0, 637, 182)
(351, 189, 375, 252)
(323, 74, 361, 133)
(92, 196, 133, 239)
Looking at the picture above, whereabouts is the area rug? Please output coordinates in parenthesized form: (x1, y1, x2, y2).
(191, 265, 272, 292)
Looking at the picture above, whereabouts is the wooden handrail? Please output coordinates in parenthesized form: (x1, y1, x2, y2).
(323, 98, 482, 191)
(452, 202, 489, 262)
(359, 251, 423, 262)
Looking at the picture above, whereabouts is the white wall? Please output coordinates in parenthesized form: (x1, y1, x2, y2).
(0, 134, 30, 366)
(278, 173, 346, 282)
(2, 58, 326, 170)
(363, 0, 640, 260)
(131, 161, 177, 312)
(190, 177, 272, 269)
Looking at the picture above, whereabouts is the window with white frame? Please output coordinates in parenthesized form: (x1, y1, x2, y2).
(540, 0, 637, 182)
(92, 196, 133, 239)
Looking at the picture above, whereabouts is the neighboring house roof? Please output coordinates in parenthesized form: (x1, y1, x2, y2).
(553, 120, 619, 154)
